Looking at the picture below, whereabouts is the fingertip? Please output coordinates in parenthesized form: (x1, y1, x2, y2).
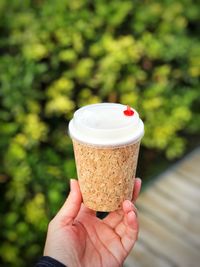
(135, 177, 142, 187)
(123, 200, 133, 214)
(70, 178, 77, 186)
(127, 211, 137, 226)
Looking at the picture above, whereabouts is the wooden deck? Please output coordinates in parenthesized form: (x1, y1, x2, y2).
(124, 147, 200, 267)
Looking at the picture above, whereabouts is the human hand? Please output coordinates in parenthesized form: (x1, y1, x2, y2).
(44, 178, 142, 267)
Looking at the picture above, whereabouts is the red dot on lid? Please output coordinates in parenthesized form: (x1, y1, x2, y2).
(123, 105, 134, 116)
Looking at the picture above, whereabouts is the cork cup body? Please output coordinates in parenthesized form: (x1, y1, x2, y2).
(72, 139, 141, 212)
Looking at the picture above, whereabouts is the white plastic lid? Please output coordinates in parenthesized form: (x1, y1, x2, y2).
(68, 103, 144, 147)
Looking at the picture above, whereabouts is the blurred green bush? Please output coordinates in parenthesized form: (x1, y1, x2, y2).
(0, 0, 199, 266)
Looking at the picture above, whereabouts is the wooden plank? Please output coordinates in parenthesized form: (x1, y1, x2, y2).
(176, 168, 200, 186)
(137, 196, 200, 248)
(138, 189, 200, 238)
(124, 241, 172, 267)
(175, 169, 200, 188)
(138, 188, 190, 222)
(126, 148, 200, 267)
(184, 149, 200, 164)
(154, 177, 200, 213)
(124, 255, 140, 267)
(180, 149, 200, 166)
(138, 212, 200, 267)
(177, 159, 200, 178)
(158, 172, 200, 202)
(149, 187, 200, 235)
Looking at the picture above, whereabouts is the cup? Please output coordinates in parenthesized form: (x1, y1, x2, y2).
(68, 103, 144, 212)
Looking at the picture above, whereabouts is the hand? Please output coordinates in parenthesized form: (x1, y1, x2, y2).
(44, 178, 142, 267)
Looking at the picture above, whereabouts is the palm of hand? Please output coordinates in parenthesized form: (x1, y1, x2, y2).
(44, 179, 140, 267)
(63, 205, 137, 267)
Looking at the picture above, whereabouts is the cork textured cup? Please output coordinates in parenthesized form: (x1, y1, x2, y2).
(68, 103, 144, 212)
(72, 139, 141, 211)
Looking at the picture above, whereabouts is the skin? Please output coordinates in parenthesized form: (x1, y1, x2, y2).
(44, 178, 142, 267)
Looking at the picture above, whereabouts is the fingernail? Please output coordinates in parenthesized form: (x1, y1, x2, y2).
(126, 200, 134, 210)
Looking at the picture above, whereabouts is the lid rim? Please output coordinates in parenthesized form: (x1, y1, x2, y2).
(69, 119, 144, 147)
(68, 103, 144, 147)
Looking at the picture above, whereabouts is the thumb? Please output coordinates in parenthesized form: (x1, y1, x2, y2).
(56, 179, 82, 225)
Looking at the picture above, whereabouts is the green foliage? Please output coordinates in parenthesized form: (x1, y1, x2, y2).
(0, 0, 199, 265)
